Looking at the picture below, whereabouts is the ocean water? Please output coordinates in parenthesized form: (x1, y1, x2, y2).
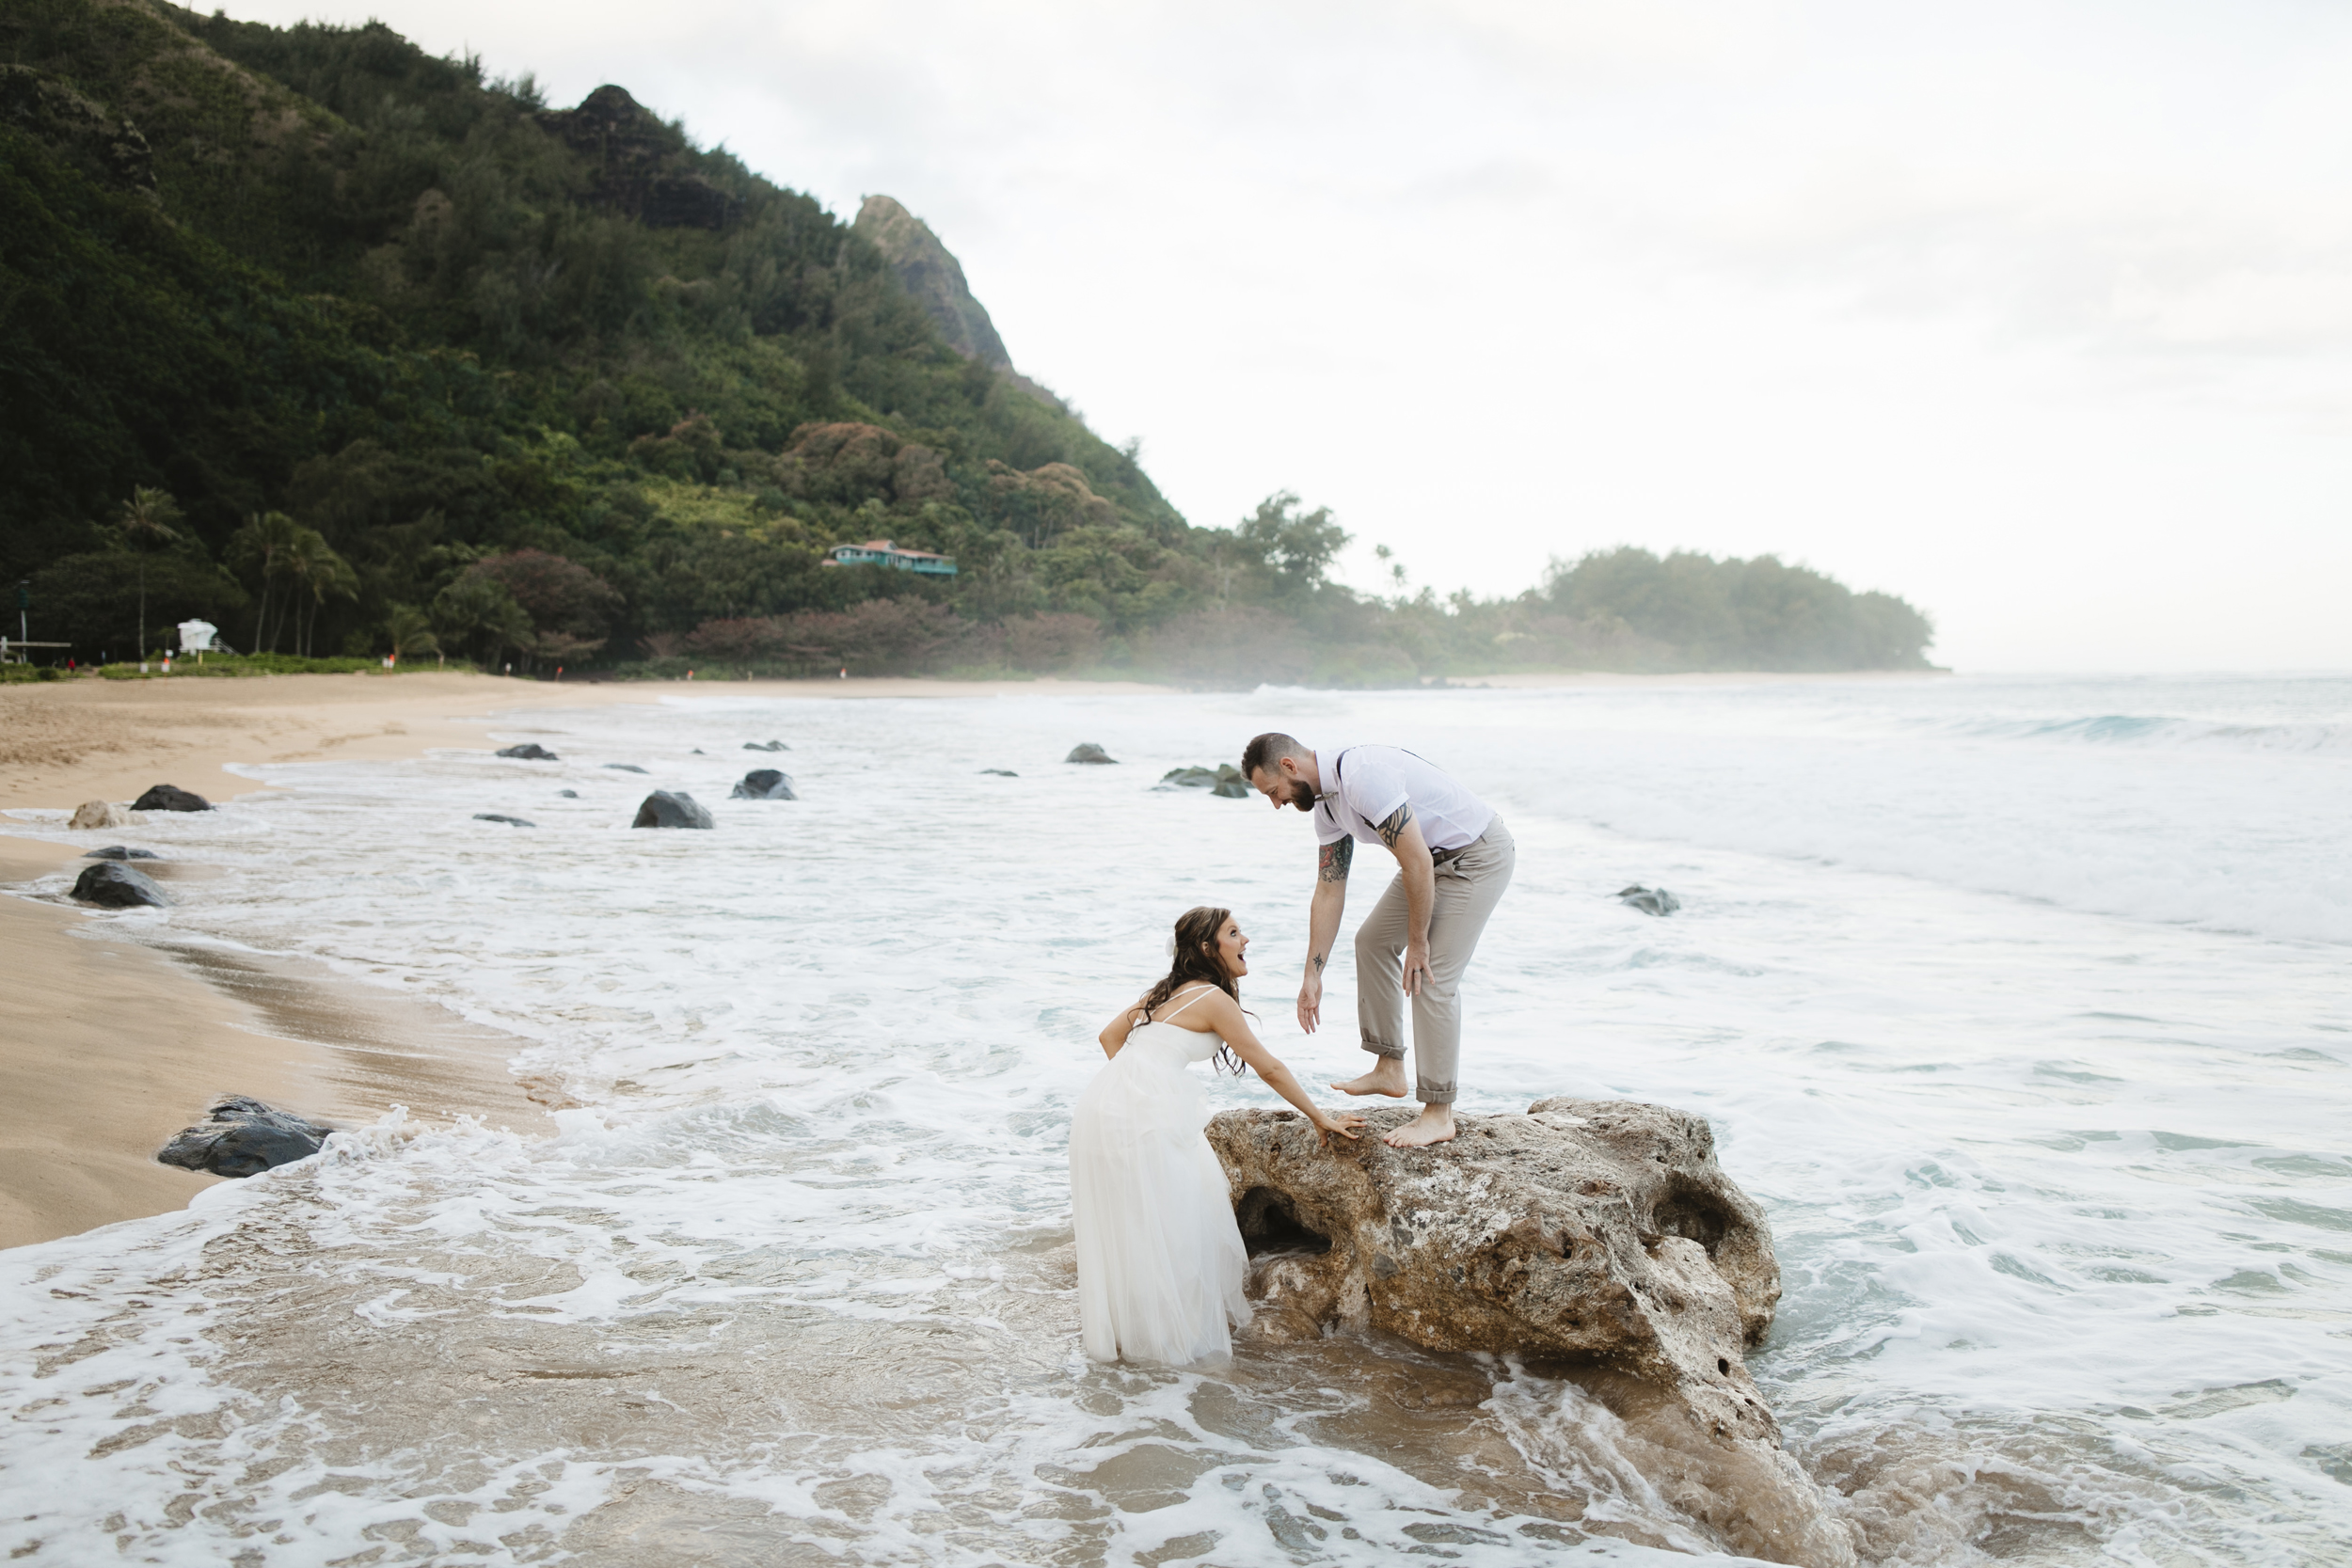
(1, 673, 2346, 1566)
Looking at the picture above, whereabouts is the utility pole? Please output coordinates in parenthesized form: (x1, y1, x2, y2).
(15, 580, 24, 647)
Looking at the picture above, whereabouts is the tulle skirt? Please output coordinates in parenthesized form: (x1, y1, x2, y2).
(1069, 1043, 1252, 1366)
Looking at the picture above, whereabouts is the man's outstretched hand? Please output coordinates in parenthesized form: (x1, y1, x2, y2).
(1296, 973, 1323, 1034)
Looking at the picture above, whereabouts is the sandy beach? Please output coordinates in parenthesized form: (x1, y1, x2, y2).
(0, 673, 612, 1249)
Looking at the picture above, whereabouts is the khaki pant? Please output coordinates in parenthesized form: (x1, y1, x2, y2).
(1355, 816, 1515, 1104)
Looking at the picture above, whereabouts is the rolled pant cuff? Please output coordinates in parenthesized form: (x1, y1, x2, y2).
(1418, 1085, 1458, 1106)
(1359, 1037, 1406, 1059)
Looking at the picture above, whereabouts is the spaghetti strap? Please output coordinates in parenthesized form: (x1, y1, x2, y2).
(1153, 986, 1216, 1025)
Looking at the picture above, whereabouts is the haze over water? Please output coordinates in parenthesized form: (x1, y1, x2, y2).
(2, 673, 2345, 1564)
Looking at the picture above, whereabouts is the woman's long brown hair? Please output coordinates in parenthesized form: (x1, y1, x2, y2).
(1135, 905, 1248, 1075)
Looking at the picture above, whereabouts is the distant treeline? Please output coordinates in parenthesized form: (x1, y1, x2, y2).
(1, 2, 1935, 682)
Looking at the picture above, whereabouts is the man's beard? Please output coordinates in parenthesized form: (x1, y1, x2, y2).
(1285, 779, 1315, 811)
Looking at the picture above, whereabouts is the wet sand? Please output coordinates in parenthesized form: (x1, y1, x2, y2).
(0, 836, 551, 1249)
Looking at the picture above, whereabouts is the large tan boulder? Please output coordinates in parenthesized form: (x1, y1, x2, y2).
(68, 800, 125, 830)
(1207, 1099, 1855, 1567)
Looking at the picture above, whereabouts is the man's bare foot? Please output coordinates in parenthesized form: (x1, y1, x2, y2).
(1383, 1106, 1456, 1148)
(1329, 1059, 1409, 1098)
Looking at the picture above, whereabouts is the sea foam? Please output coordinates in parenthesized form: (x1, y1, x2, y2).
(0, 673, 2344, 1563)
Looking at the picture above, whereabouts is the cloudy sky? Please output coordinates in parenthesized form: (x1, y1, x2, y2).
(225, 0, 2352, 670)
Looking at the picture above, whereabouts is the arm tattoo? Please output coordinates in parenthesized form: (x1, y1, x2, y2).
(1311, 950, 1327, 974)
(1317, 836, 1354, 883)
(1375, 802, 1414, 850)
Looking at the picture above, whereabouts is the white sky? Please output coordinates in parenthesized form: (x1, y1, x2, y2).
(219, 0, 2352, 670)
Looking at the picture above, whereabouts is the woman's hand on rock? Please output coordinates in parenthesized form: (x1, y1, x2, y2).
(1315, 1109, 1365, 1146)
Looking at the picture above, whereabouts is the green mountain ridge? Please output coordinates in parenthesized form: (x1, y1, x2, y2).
(0, 0, 1936, 680)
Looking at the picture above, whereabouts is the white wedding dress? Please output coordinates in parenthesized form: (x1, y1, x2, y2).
(1069, 989, 1253, 1366)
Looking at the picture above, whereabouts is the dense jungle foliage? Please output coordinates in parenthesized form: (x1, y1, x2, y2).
(0, 0, 1936, 681)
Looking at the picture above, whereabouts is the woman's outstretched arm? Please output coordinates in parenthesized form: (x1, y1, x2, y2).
(1190, 991, 1364, 1145)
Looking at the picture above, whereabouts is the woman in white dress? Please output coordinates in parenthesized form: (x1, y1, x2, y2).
(1071, 906, 1364, 1367)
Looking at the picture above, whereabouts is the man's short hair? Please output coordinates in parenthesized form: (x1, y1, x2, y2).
(1241, 732, 1309, 779)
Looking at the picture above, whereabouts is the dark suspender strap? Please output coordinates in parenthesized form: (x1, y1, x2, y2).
(1330, 745, 1469, 862)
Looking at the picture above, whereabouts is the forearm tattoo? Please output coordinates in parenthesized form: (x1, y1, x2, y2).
(1311, 950, 1327, 974)
(1375, 802, 1414, 850)
(1318, 836, 1354, 883)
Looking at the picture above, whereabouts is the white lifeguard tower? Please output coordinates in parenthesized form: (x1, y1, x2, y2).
(178, 619, 219, 654)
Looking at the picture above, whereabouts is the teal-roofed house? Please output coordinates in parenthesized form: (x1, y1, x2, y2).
(822, 539, 958, 577)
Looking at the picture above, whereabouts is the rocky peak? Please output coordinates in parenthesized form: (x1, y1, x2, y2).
(852, 194, 1015, 367)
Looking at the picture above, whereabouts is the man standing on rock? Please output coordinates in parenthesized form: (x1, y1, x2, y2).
(1241, 734, 1515, 1148)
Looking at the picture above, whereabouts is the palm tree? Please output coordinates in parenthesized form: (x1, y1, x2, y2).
(230, 512, 300, 653)
(115, 487, 183, 663)
(384, 604, 439, 667)
(282, 528, 357, 657)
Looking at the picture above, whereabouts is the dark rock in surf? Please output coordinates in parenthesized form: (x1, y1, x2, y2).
(1616, 884, 1680, 916)
(131, 784, 211, 812)
(744, 739, 790, 752)
(602, 763, 648, 773)
(474, 813, 536, 827)
(730, 769, 796, 800)
(1066, 743, 1117, 765)
(557, 789, 579, 799)
(632, 790, 714, 829)
(1206, 1098, 1854, 1568)
(155, 1095, 334, 1178)
(83, 845, 160, 861)
(496, 743, 558, 760)
(70, 862, 169, 908)
(1160, 763, 1251, 798)
(980, 768, 1018, 777)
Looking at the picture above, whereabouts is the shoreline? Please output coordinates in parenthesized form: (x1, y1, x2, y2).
(0, 663, 1931, 1251)
(1441, 668, 1949, 689)
(0, 671, 1186, 812)
(0, 670, 1181, 1249)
